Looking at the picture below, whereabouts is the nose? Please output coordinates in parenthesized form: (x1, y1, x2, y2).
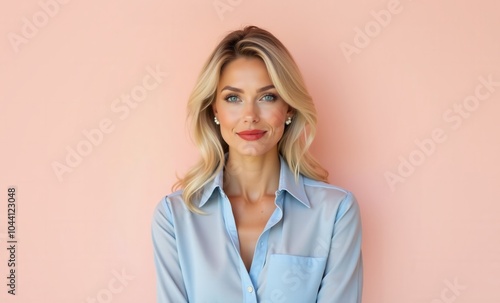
(243, 102, 259, 123)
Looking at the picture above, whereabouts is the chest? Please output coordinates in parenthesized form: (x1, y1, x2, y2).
(228, 196, 276, 270)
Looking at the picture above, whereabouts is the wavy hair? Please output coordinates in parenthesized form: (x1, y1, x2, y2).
(173, 25, 328, 213)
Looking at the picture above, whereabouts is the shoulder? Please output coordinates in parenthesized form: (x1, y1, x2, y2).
(151, 189, 188, 224)
(303, 176, 352, 200)
(302, 176, 360, 217)
(303, 177, 349, 194)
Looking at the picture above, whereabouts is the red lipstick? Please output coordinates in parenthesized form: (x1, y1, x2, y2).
(237, 130, 266, 141)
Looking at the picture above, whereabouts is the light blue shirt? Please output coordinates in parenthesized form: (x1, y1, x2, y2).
(151, 156, 363, 302)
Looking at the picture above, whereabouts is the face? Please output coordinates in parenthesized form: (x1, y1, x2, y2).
(213, 57, 293, 159)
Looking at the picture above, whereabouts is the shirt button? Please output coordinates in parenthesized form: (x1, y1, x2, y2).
(247, 286, 253, 293)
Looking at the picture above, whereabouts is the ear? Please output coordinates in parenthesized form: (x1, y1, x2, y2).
(286, 105, 295, 117)
(212, 103, 218, 116)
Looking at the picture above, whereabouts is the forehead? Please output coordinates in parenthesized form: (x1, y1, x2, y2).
(218, 57, 272, 88)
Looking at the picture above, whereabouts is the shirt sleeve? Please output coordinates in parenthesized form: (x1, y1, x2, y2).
(151, 197, 189, 303)
(317, 191, 363, 303)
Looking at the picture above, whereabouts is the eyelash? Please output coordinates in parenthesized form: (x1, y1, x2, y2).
(224, 93, 278, 103)
(225, 94, 239, 103)
(261, 93, 277, 102)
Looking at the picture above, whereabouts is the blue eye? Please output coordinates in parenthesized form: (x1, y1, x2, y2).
(261, 94, 277, 102)
(225, 95, 239, 103)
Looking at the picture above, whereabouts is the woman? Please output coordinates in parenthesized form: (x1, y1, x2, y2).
(152, 25, 363, 303)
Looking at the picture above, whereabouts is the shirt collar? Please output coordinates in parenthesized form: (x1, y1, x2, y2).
(198, 155, 310, 208)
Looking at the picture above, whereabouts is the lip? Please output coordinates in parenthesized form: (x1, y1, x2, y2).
(236, 130, 267, 141)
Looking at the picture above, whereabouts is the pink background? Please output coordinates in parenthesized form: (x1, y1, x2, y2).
(1, 0, 499, 302)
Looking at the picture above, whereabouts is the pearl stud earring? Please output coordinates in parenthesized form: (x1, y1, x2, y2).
(285, 116, 292, 125)
(214, 116, 220, 125)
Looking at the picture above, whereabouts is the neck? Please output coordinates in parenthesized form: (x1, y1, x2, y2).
(223, 151, 281, 203)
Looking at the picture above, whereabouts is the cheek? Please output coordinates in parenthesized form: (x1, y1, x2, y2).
(262, 112, 287, 141)
(216, 108, 239, 126)
(265, 108, 288, 128)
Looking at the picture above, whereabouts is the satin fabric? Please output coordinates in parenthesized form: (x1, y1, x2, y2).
(151, 156, 363, 302)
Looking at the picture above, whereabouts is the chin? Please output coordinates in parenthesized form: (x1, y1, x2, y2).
(231, 146, 278, 158)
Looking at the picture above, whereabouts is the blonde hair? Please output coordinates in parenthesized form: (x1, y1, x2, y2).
(173, 25, 328, 213)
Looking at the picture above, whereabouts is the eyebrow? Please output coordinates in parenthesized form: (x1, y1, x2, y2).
(220, 84, 275, 94)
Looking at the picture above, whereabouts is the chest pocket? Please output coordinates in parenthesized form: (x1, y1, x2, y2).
(260, 254, 327, 303)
